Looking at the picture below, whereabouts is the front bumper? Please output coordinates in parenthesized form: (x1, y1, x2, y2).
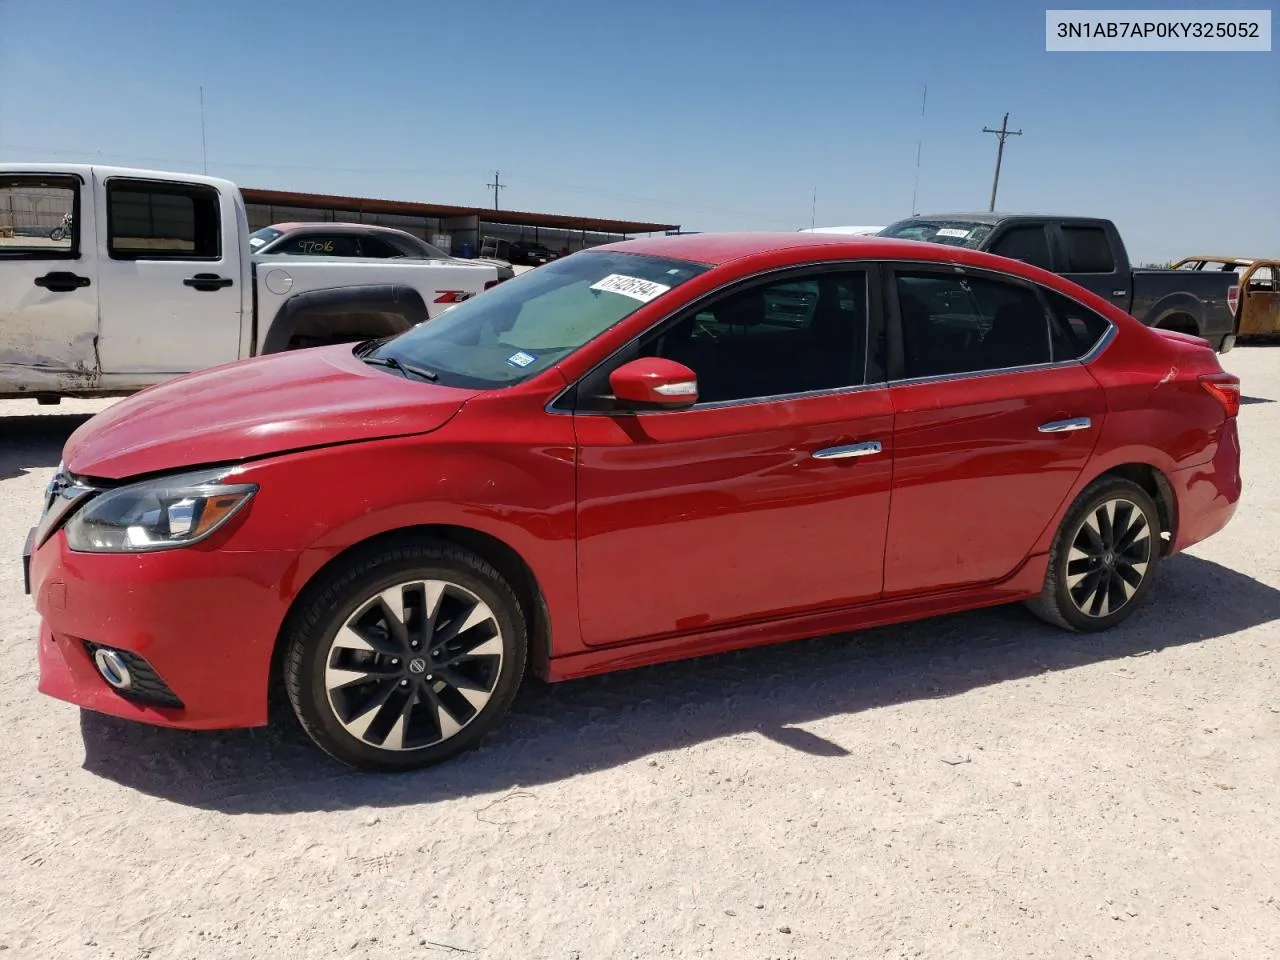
(29, 530, 299, 730)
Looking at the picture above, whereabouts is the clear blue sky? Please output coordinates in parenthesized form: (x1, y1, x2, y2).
(1, 0, 1275, 261)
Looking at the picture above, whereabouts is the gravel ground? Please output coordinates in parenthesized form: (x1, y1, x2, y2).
(2, 347, 1278, 960)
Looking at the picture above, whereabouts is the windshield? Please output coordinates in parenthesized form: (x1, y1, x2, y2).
(248, 227, 282, 249)
(878, 218, 995, 249)
(372, 250, 709, 388)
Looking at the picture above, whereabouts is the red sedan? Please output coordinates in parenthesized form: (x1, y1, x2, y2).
(26, 233, 1242, 772)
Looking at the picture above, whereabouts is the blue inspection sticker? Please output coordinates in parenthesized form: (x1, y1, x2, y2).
(506, 351, 537, 368)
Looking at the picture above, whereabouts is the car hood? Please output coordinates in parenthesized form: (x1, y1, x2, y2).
(63, 345, 477, 480)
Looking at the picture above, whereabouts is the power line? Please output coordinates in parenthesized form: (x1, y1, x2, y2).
(199, 86, 208, 175)
(981, 112, 1022, 212)
(487, 170, 505, 210)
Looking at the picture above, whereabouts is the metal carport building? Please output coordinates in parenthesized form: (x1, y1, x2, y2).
(240, 187, 680, 257)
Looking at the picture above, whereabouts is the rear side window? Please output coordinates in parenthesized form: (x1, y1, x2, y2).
(895, 272, 1050, 379)
(0, 174, 79, 258)
(989, 225, 1053, 271)
(1044, 289, 1112, 360)
(1062, 226, 1115, 273)
(357, 235, 404, 258)
(107, 179, 221, 260)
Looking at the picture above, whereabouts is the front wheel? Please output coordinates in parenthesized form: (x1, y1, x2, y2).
(49, 227, 66, 241)
(1025, 475, 1163, 632)
(283, 541, 527, 772)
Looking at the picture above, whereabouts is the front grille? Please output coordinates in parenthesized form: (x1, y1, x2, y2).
(82, 642, 185, 709)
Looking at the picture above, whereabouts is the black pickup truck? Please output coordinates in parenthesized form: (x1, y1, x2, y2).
(878, 214, 1239, 352)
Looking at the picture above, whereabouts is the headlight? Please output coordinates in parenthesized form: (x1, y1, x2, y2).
(63, 468, 258, 553)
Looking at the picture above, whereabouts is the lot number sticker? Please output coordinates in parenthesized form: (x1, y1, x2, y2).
(589, 274, 672, 303)
(935, 228, 971, 239)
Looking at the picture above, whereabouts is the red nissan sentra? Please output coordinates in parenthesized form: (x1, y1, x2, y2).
(26, 233, 1242, 772)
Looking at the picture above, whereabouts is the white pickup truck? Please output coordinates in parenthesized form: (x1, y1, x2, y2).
(0, 163, 501, 402)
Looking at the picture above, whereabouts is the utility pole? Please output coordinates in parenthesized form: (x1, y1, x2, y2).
(487, 170, 504, 210)
(199, 86, 208, 174)
(911, 83, 927, 215)
(981, 112, 1021, 212)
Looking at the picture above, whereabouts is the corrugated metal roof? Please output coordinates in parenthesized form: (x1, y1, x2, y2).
(240, 187, 679, 235)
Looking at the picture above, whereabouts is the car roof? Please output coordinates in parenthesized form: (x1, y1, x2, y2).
(593, 231, 1004, 267)
(899, 212, 1107, 224)
(268, 222, 407, 235)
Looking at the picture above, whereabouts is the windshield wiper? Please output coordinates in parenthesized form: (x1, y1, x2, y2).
(360, 354, 439, 382)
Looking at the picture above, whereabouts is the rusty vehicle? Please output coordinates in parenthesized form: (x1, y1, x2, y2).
(1173, 255, 1280, 338)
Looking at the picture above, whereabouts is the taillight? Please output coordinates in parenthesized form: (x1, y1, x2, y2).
(1200, 372, 1241, 418)
(433, 291, 472, 304)
(1227, 284, 1240, 316)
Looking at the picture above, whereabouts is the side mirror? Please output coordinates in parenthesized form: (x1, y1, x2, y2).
(608, 357, 698, 409)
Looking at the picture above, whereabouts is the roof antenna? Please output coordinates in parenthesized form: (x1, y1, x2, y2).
(810, 186, 817, 230)
(911, 84, 927, 215)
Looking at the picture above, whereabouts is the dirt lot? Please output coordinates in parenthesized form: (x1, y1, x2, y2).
(2, 348, 1278, 960)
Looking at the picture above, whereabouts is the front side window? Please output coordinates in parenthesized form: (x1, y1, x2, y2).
(895, 271, 1050, 379)
(0, 175, 78, 258)
(879, 218, 995, 249)
(107, 179, 221, 260)
(373, 250, 709, 388)
(637, 271, 871, 404)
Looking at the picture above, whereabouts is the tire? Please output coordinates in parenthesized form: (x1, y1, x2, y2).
(1025, 475, 1163, 632)
(283, 540, 527, 772)
(50, 227, 65, 241)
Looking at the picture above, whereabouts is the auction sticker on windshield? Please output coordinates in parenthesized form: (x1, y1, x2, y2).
(589, 274, 672, 303)
(936, 228, 971, 238)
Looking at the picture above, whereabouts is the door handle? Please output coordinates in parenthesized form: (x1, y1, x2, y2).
(184, 273, 233, 291)
(813, 440, 882, 460)
(1038, 417, 1091, 433)
(34, 271, 91, 293)
(1111, 290, 1126, 297)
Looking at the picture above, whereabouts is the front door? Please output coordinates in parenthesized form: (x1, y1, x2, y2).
(883, 265, 1108, 596)
(0, 172, 100, 393)
(94, 173, 243, 374)
(573, 267, 895, 647)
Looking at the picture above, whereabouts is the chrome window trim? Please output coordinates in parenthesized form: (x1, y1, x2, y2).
(543, 255, 1119, 415)
(884, 261, 1118, 387)
(887, 309, 1118, 389)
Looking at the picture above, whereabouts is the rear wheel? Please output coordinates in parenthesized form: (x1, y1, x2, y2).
(283, 541, 527, 772)
(1026, 476, 1162, 631)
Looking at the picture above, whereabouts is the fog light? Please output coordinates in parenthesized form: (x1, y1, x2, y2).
(93, 648, 133, 691)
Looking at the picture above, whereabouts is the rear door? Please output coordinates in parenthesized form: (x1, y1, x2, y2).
(94, 173, 243, 374)
(882, 263, 1110, 597)
(0, 172, 99, 392)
